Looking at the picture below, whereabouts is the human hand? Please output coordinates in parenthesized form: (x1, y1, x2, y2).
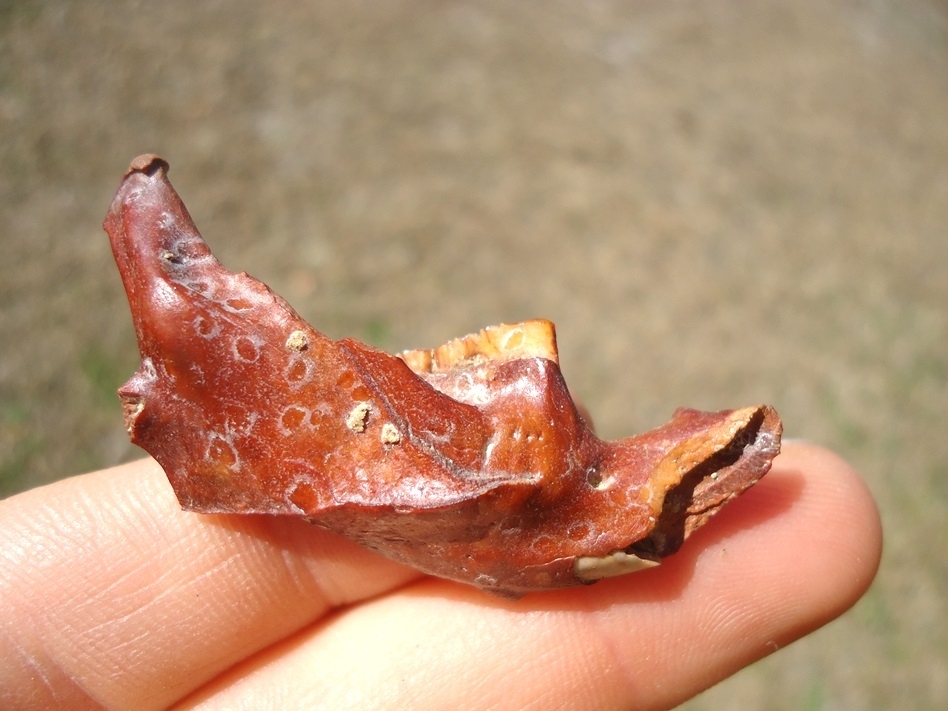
(1, 442, 880, 710)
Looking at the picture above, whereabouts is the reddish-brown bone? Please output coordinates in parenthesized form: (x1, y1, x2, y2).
(105, 155, 782, 597)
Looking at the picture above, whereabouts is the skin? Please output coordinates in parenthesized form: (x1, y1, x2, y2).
(0, 442, 880, 711)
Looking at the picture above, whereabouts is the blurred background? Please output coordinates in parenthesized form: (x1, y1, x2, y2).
(1, 1, 945, 708)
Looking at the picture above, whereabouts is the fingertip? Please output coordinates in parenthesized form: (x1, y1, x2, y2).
(557, 440, 884, 708)
(157, 443, 884, 711)
(769, 441, 883, 613)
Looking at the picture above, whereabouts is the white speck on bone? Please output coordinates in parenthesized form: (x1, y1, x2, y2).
(123, 400, 144, 434)
(285, 330, 309, 352)
(346, 402, 371, 432)
(380, 423, 401, 444)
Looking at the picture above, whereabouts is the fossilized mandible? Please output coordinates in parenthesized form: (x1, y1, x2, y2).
(105, 155, 782, 597)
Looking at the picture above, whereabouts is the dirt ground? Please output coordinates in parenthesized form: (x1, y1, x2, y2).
(2, 1, 946, 708)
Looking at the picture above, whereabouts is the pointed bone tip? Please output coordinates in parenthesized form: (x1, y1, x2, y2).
(573, 551, 660, 581)
(103, 155, 172, 232)
(125, 154, 169, 178)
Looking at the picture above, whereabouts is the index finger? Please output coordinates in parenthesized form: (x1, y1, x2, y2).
(0, 458, 419, 711)
(174, 442, 882, 711)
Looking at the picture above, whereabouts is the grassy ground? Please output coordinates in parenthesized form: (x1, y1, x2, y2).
(2, 1, 946, 708)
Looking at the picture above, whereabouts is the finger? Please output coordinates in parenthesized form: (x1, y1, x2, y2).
(175, 442, 881, 711)
(0, 458, 420, 711)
